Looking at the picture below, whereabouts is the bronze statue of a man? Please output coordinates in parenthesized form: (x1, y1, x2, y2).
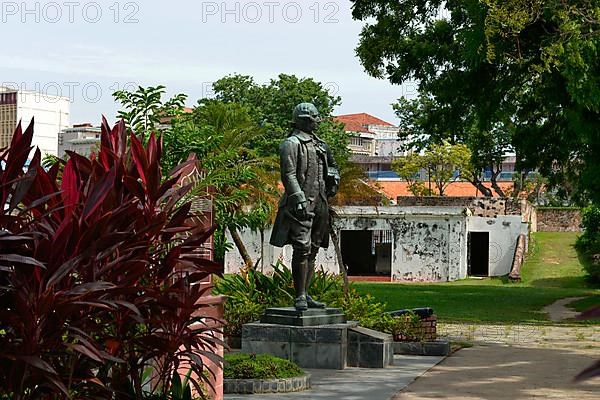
(270, 103, 340, 311)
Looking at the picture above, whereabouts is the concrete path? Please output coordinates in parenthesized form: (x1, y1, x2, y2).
(542, 296, 586, 322)
(393, 322, 600, 399)
(393, 344, 600, 399)
(224, 355, 444, 400)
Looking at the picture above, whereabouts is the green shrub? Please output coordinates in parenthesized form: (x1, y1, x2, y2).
(224, 353, 304, 379)
(338, 290, 425, 340)
(581, 205, 600, 235)
(389, 313, 426, 341)
(222, 300, 265, 337)
(214, 263, 344, 336)
(216, 266, 426, 340)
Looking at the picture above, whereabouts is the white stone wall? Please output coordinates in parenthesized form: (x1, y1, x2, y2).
(466, 215, 529, 276)
(225, 206, 469, 282)
(224, 228, 339, 275)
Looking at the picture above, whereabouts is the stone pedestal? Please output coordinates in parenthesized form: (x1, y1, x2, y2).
(261, 307, 346, 326)
(242, 320, 358, 369)
(347, 326, 394, 368)
(242, 307, 396, 370)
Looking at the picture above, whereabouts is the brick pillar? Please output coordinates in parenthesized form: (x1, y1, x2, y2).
(421, 315, 437, 341)
(394, 315, 437, 342)
(190, 292, 225, 400)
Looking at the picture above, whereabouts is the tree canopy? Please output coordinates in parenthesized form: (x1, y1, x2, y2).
(352, 0, 600, 203)
(211, 73, 350, 166)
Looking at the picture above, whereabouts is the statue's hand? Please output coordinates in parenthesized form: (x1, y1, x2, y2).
(293, 201, 309, 220)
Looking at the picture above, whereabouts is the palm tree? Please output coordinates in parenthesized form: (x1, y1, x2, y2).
(166, 101, 280, 267)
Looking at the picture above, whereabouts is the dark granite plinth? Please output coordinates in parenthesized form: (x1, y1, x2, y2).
(241, 321, 358, 369)
(347, 326, 394, 368)
(261, 307, 346, 326)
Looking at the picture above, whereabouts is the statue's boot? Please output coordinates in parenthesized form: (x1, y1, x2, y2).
(292, 254, 309, 311)
(294, 295, 308, 311)
(305, 247, 326, 309)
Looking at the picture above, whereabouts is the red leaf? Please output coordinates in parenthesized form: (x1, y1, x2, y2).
(61, 159, 80, 216)
(82, 165, 117, 220)
(130, 133, 148, 185)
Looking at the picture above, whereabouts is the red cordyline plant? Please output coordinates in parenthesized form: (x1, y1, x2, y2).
(0, 118, 222, 399)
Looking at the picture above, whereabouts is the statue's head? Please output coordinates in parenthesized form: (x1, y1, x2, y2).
(293, 103, 321, 133)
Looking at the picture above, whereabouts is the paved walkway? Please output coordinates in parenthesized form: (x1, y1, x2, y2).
(393, 344, 600, 399)
(393, 322, 600, 399)
(225, 355, 444, 400)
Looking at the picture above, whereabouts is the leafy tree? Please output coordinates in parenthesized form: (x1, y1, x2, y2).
(392, 141, 471, 196)
(424, 141, 471, 196)
(210, 74, 388, 206)
(114, 85, 187, 137)
(211, 73, 350, 165)
(351, 0, 600, 203)
(164, 101, 280, 266)
(391, 152, 431, 196)
(114, 87, 278, 266)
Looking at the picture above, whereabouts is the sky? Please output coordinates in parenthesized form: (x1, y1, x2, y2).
(0, 0, 416, 125)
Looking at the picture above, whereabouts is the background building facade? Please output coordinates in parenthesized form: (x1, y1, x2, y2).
(0, 86, 70, 156)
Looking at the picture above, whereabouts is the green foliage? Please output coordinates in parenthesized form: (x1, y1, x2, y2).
(222, 301, 265, 337)
(224, 353, 304, 380)
(115, 89, 280, 263)
(576, 205, 600, 282)
(392, 152, 424, 186)
(214, 264, 344, 336)
(337, 290, 424, 340)
(581, 205, 600, 236)
(391, 142, 471, 196)
(142, 370, 203, 400)
(390, 313, 426, 341)
(211, 73, 349, 166)
(352, 0, 600, 203)
(114, 85, 187, 136)
(168, 100, 280, 262)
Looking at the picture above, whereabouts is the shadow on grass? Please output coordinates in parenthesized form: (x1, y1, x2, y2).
(528, 276, 595, 289)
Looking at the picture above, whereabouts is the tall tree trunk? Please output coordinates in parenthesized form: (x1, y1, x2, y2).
(467, 178, 493, 197)
(259, 229, 265, 272)
(490, 170, 506, 197)
(228, 226, 253, 269)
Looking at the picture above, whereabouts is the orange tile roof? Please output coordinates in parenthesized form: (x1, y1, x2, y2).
(334, 113, 394, 134)
(372, 181, 514, 199)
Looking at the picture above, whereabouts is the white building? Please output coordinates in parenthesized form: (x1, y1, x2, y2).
(224, 199, 531, 282)
(58, 124, 101, 157)
(0, 86, 70, 156)
(334, 113, 406, 180)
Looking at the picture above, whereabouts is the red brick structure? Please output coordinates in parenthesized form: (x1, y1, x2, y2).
(394, 315, 437, 342)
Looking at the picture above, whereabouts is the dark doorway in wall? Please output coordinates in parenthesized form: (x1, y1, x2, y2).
(341, 230, 375, 275)
(468, 232, 489, 276)
(340, 230, 392, 276)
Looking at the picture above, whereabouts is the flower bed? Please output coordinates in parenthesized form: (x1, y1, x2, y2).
(223, 353, 309, 394)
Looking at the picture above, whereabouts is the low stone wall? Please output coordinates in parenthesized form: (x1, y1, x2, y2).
(224, 374, 310, 394)
(536, 208, 582, 232)
(396, 196, 523, 218)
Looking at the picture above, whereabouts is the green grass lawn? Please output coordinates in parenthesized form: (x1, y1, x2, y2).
(355, 232, 600, 324)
